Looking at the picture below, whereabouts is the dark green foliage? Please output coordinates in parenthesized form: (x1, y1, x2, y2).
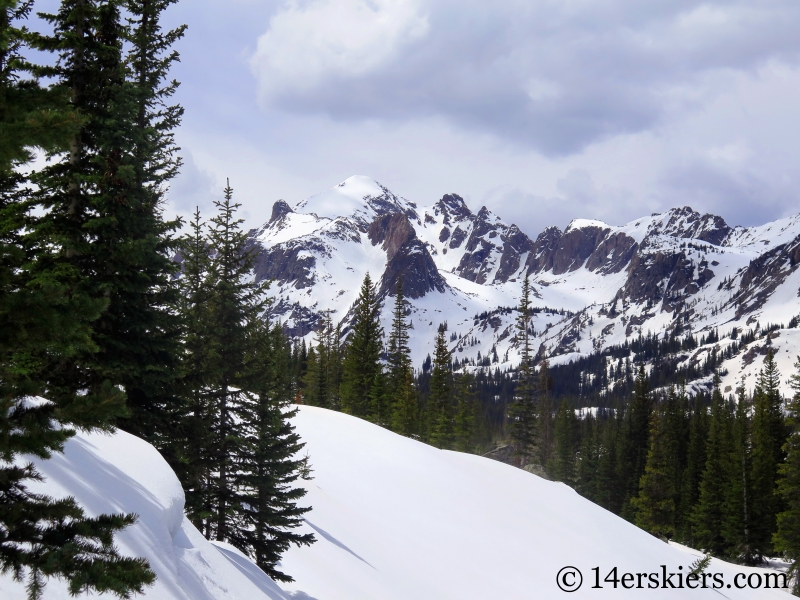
(235, 323, 314, 582)
(177, 189, 313, 580)
(387, 278, 417, 434)
(633, 403, 676, 539)
(677, 397, 708, 545)
(340, 274, 383, 419)
(508, 275, 537, 465)
(618, 365, 652, 521)
(453, 371, 477, 452)
(428, 324, 454, 449)
(724, 380, 755, 564)
(549, 399, 578, 484)
(1, 2, 155, 596)
(691, 376, 732, 555)
(775, 357, 800, 595)
(749, 350, 787, 560)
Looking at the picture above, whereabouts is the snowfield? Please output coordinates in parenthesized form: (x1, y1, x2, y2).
(0, 406, 789, 599)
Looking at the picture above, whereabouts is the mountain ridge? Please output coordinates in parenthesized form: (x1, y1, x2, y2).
(248, 176, 800, 395)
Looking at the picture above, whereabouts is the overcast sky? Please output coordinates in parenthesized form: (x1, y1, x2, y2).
(150, 0, 800, 236)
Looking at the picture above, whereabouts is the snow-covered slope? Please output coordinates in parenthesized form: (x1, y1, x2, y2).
(0, 427, 291, 600)
(249, 176, 800, 394)
(2, 406, 789, 599)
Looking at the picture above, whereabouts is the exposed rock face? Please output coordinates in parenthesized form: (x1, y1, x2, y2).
(651, 206, 731, 245)
(369, 213, 447, 299)
(585, 232, 638, 274)
(269, 199, 293, 223)
(550, 225, 610, 275)
(735, 234, 800, 318)
(252, 241, 320, 289)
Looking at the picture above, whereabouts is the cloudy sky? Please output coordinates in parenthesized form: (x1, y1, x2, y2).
(155, 0, 800, 236)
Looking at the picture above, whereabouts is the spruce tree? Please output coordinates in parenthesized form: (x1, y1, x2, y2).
(549, 399, 579, 484)
(453, 371, 477, 452)
(619, 365, 652, 521)
(428, 324, 454, 449)
(749, 350, 787, 560)
(177, 208, 214, 530)
(29, 0, 184, 448)
(340, 274, 383, 419)
(634, 403, 676, 540)
(537, 357, 554, 467)
(235, 322, 315, 582)
(508, 275, 537, 465)
(663, 385, 690, 537)
(692, 376, 733, 556)
(724, 379, 755, 564)
(387, 277, 415, 430)
(575, 414, 600, 501)
(203, 181, 271, 542)
(775, 356, 800, 594)
(1, 3, 154, 596)
(678, 397, 709, 545)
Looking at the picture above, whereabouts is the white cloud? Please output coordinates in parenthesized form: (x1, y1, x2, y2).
(250, 0, 429, 100)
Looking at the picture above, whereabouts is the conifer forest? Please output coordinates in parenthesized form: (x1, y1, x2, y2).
(1, 0, 800, 598)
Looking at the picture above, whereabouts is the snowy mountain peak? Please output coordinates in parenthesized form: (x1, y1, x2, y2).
(293, 176, 415, 224)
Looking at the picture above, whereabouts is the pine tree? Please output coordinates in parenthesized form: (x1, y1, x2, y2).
(538, 357, 554, 467)
(453, 371, 477, 452)
(340, 274, 383, 419)
(749, 350, 787, 561)
(575, 414, 600, 501)
(235, 322, 315, 582)
(29, 0, 185, 449)
(508, 275, 537, 465)
(634, 403, 676, 540)
(724, 379, 755, 564)
(678, 397, 709, 545)
(428, 324, 454, 449)
(387, 277, 416, 432)
(619, 364, 652, 521)
(1, 3, 154, 596)
(549, 399, 579, 484)
(203, 181, 271, 542)
(663, 385, 690, 537)
(177, 208, 214, 530)
(775, 356, 800, 594)
(692, 375, 733, 556)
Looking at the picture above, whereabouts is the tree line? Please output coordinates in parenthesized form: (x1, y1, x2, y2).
(506, 280, 800, 594)
(1, 1, 311, 597)
(291, 276, 486, 452)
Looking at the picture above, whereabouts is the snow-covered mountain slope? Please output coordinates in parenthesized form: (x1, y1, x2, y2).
(0, 425, 292, 600)
(1, 406, 789, 599)
(250, 176, 800, 393)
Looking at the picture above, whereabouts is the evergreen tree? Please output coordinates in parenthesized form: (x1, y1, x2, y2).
(749, 350, 787, 560)
(692, 376, 733, 556)
(619, 365, 652, 521)
(235, 322, 315, 582)
(177, 208, 214, 530)
(538, 357, 554, 467)
(724, 379, 755, 564)
(634, 403, 676, 540)
(775, 356, 800, 594)
(428, 324, 454, 449)
(508, 275, 537, 465)
(549, 399, 579, 484)
(29, 0, 185, 447)
(663, 385, 690, 537)
(203, 182, 271, 542)
(453, 371, 477, 452)
(387, 277, 415, 432)
(575, 414, 600, 501)
(678, 397, 709, 545)
(1, 3, 154, 596)
(340, 274, 383, 419)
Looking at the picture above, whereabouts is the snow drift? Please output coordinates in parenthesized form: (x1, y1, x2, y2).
(0, 406, 788, 599)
